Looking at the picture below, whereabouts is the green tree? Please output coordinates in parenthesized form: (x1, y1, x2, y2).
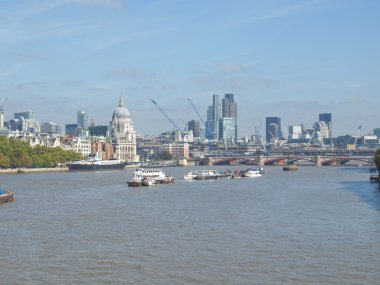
(374, 149, 380, 172)
(0, 153, 10, 168)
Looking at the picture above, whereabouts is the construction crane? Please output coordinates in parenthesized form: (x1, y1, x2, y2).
(0, 97, 7, 112)
(353, 125, 362, 150)
(305, 130, 316, 149)
(187, 98, 205, 126)
(149, 98, 181, 131)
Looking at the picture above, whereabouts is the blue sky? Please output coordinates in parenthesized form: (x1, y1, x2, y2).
(0, 0, 379, 137)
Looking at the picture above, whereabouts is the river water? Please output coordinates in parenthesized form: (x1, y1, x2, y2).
(0, 166, 379, 285)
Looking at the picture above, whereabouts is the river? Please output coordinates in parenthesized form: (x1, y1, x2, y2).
(1, 166, 379, 284)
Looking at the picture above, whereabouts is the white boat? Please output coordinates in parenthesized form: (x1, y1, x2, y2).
(142, 177, 156, 186)
(243, 168, 264, 178)
(184, 171, 197, 180)
(127, 168, 173, 186)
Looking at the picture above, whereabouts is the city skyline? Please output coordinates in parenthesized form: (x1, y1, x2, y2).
(1, 0, 379, 136)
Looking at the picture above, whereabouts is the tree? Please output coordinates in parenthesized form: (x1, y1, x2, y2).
(374, 149, 380, 172)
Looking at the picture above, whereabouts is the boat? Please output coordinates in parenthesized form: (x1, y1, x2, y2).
(142, 177, 156, 186)
(0, 188, 14, 203)
(68, 154, 127, 171)
(243, 167, 264, 177)
(127, 168, 173, 186)
(193, 170, 230, 180)
(184, 171, 198, 180)
(370, 175, 379, 183)
(283, 164, 298, 171)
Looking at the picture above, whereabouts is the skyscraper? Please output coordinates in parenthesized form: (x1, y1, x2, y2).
(319, 113, 332, 138)
(221, 94, 237, 139)
(266, 117, 282, 142)
(77, 111, 89, 129)
(205, 94, 221, 140)
(188, 120, 201, 138)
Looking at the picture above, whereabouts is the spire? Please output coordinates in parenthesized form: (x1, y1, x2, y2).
(119, 97, 125, 108)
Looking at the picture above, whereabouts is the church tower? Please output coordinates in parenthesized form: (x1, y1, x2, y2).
(111, 97, 139, 162)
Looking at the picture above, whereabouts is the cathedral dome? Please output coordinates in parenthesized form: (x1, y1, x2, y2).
(112, 97, 130, 119)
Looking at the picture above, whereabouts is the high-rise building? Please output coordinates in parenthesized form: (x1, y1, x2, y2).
(65, 124, 78, 136)
(14, 111, 34, 120)
(319, 113, 332, 138)
(205, 94, 222, 140)
(221, 94, 237, 139)
(266, 117, 282, 142)
(77, 111, 89, 129)
(373, 128, 380, 139)
(41, 122, 62, 134)
(188, 120, 201, 138)
(219, 117, 237, 141)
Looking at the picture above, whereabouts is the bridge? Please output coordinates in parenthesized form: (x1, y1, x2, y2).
(198, 155, 374, 166)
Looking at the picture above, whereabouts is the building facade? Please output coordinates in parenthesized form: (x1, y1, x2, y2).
(319, 113, 332, 138)
(221, 94, 237, 139)
(266, 117, 282, 142)
(111, 97, 139, 162)
(77, 111, 89, 129)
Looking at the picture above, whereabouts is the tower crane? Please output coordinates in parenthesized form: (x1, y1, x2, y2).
(353, 125, 362, 150)
(0, 97, 7, 112)
(149, 98, 181, 131)
(187, 98, 205, 127)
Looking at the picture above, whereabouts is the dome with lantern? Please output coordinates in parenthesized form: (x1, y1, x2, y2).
(112, 97, 131, 119)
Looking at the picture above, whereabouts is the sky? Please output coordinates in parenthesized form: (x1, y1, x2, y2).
(0, 0, 379, 137)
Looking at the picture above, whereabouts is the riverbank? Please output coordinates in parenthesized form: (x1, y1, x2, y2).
(0, 167, 69, 174)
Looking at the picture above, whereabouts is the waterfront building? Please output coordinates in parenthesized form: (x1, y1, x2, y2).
(221, 94, 237, 139)
(65, 124, 77, 136)
(360, 135, 380, 148)
(162, 143, 190, 159)
(77, 111, 89, 129)
(71, 137, 91, 157)
(41, 122, 62, 134)
(265, 117, 282, 142)
(111, 97, 139, 162)
(319, 113, 332, 138)
(91, 138, 114, 160)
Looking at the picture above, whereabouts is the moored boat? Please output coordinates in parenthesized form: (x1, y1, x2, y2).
(68, 155, 127, 171)
(283, 164, 298, 171)
(243, 167, 264, 177)
(0, 188, 14, 203)
(142, 177, 156, 186)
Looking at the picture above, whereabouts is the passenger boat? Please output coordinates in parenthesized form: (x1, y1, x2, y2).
(184, 171, 198, 180)
(192, 170, 230, 180)
(283, 164, 298, 171)
(142, 177, 156, 186)
(243, 167, 264, 177)
(68, 155, 127, 171)
(0, 188, 14, 203)
(127, 168, 173, 186)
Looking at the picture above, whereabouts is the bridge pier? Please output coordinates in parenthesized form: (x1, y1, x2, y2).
(258, 155, 264, 166)
(315, 155, 322, 166)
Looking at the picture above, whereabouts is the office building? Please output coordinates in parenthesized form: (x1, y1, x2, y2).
(266, 117, 282, 142)
(288, 125, 303, 140)
(188, 120, 201, 138)
(221, 94, 237, 139)
(205, 94, 222, 140)
(41, 122, 62, 134)
(77, 111, 89, 129)
(373, 128, 380, 139)
(319, 113, 332, 138)
(14, 111, 34, 120)
(219, 117, 237, 141)
(65, 124, 77, 136)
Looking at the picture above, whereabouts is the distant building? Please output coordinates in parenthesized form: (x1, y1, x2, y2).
(162, 143, 189, 159)
(266, 117, 282, 142)
(65, 124, 77, 136)
(219, 117, 237, 141)
(14, 111, 34, 120)
(288, 125, 303, 140)
(111, 97, 139, 162)
(188, 120, 201, 138)
(319, 113, 332, 138)
(89, 125, 109, 137)
(77, 111, 89, 129)
(205, 94, 222, 140)
(72, 137, 91, 157)
(221, 94, 237, 139)
(313, 121, 329, 139)
(373, 128, 380, 139)
(361, 135, 380, 148)
(41, 122, 62, 134)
